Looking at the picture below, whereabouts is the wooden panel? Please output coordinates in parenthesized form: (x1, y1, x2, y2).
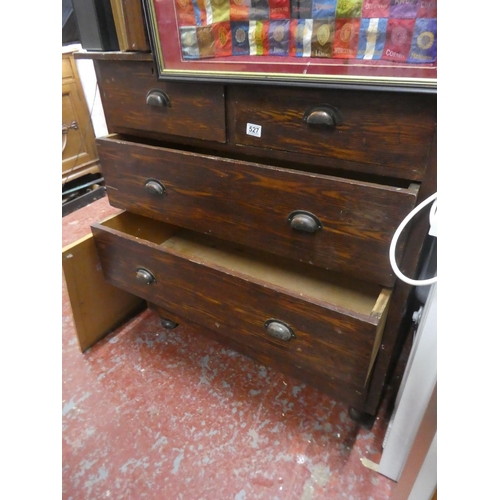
(148, 303, 369, 409)
(228, 86, 436, 178)
(75, 51, 153, 61)
(62, 56, 74, 81)
(95, 60, 226, 143)
(62, 233, 145, 352)
(91, 212, 392, 400)
(110, 0, 150, 51)
(62, 81, 100, 182)
(62, 52, 100, 183)
(62, 82, 94, 166)
(97, 135, 419, 286)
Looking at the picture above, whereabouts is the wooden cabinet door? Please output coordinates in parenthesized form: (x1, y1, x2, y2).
(62, 52, 100, 183)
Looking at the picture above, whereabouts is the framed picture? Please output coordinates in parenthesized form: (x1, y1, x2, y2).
(142, 0, 437, 90)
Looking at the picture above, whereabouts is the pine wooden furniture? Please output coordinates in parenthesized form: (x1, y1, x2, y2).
(68, 48, 436, 422)
(62, 47, 100, 184)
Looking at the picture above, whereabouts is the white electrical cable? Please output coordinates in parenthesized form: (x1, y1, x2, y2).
(389, 192, 437, 286)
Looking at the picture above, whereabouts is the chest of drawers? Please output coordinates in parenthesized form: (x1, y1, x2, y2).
(68, 51, 436, 422)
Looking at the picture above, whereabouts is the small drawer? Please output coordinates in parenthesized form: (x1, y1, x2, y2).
(97, 135, 420, 287)
(91, 211, 392, 398)
(95, 60, 226, 143)
(228, 86, 436, 178)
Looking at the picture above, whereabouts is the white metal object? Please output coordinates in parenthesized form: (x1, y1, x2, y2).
(377, 283, 437, 483)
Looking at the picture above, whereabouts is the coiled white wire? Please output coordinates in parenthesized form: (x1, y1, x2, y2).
(389, 192, 437, 286)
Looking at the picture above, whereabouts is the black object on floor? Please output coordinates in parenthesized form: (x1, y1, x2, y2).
(62, 185, 107, 217)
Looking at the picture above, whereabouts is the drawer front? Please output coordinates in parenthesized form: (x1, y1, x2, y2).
(228, 86, 436, 178)
(98, 136, 419, 287)
(95, 60, 226, 143)
(91, 214, 390, 396)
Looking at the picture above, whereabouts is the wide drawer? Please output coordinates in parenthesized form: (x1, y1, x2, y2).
(98, 135, 419, 287)
(94, 60, 226, 143)
(91, 211, 392, 398)
(227, 85, 436, 178)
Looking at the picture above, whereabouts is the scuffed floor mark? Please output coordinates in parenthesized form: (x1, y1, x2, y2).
(84, 426, 96, 438)
(235, 489, 246, 500)
(257, 419, 270, 431)
(248, 429, 259, 449)
(62, 398, 76, 417)
(72, 458, 98, 488)
(275, 451, 295, 463)
(300, 464, 332, 500)
(199, 355, 214, 385)
(84, 465, 109, 492)
(172, 448, 185, 474)
(62, 392, 92, 417)
(119, 457, 149, 474)
(152, 435, 168, 451)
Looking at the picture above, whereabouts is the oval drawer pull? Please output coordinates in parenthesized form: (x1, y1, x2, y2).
(136, 267, 156, 285)
(303, 105, 342, 128)
(144, 179, 166, 196)
(146, 89, 171, 108)
(287, 210, 323, 233)
(264, 319, 295, 341)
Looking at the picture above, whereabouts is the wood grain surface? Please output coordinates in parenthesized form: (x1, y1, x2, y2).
(79, 58, 438, 417)
(95, 60, 226, 143)
(62, 232, 145, 352)
(98, 135, 419, 286)
(91, 212, 392, 402)
(228, 85, 436, 178)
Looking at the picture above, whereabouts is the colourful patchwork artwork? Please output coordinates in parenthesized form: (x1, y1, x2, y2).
(174, 0, 437, 63)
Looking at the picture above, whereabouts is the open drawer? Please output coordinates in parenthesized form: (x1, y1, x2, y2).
(97, 134, 420, 287)
(91, 211, 392, 401)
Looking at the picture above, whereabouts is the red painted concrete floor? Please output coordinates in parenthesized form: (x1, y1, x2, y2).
(62, 195, 403, 500)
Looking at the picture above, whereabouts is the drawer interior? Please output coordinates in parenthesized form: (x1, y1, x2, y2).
(100, 211, 388, 319)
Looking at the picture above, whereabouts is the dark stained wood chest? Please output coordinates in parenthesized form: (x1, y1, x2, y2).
(68, 51, 436, 420)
